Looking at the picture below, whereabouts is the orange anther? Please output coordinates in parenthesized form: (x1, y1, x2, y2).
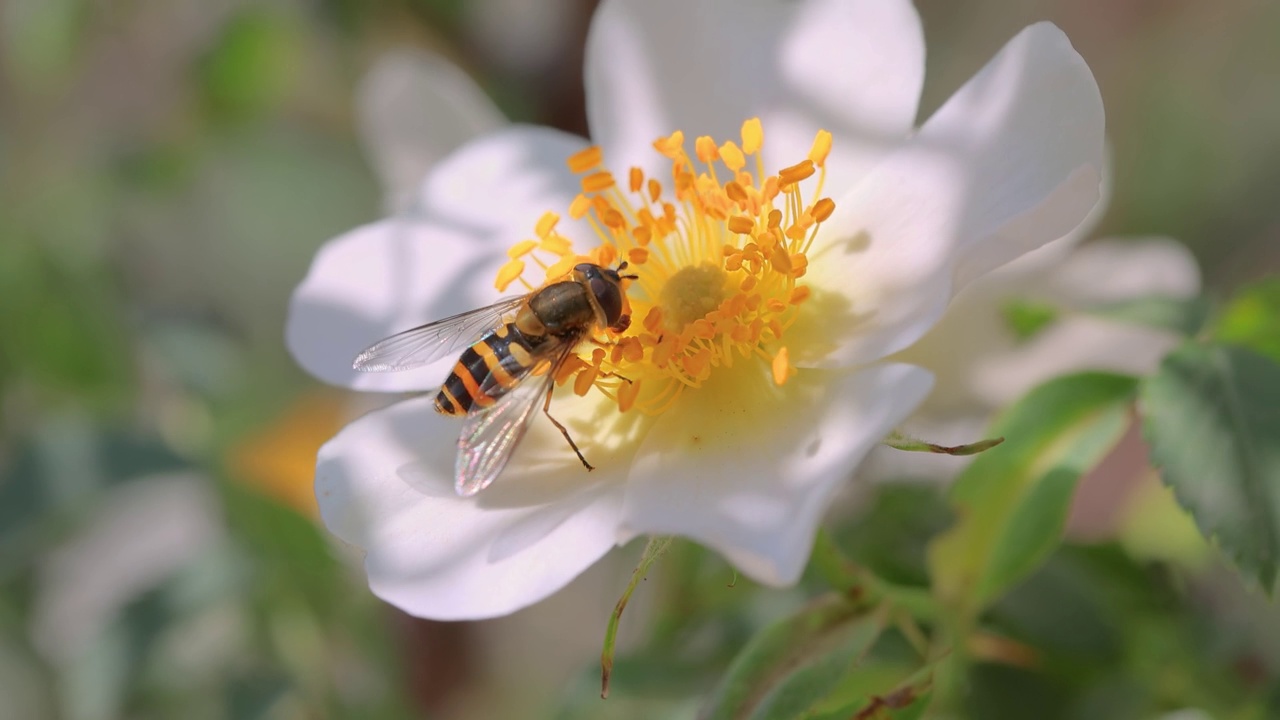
(546, 255, 577, 280)
(653, 130, 685, 158)
(629, 167, 644, 193)
(574, 366, 598, 396)
(569, 194, 592, 219)
(727, 216, 755, 234)
(812, 197, 836, 223)
(628, 247, 650, 265)
(695, 136, 720, 163)
(791, 252, 809, 277)
(771, 347, 791, 385)
(789, 286, 811, 305)
(643, 307, 664, 332)
(602, 208, 626, 230)
(539, 234, 572, 254)
(506, 239, 537, 258)
(567, 146, 603, 173)
(779, 159, 815, 185)
(616, 378, 642, 412)
(648, 178, 662, 203)
(495, 259, 525, 291)
(808, 130, 833, 167)
(719, 141, 746, 171)
(596, 244, 618, 267)
(724, 181, 749, 206)
(582, 171, 616, 192)
(620, 337, 644, 362)
(535, 211, 560, 238)
(741, 118, 764, 155)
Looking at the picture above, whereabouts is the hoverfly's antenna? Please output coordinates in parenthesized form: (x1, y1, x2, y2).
(615, 260, 639, 280)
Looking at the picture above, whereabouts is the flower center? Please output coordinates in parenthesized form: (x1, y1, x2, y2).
(659, 263, 728, 331)
(494, 118, 836, 416)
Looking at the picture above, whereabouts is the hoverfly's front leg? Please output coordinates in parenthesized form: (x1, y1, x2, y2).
(543, 383, 594, 471)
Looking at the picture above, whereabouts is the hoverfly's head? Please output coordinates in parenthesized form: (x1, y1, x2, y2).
(574, 262, 633, 331)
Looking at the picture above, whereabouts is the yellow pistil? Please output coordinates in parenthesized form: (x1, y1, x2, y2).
(494, 118, 836, 414)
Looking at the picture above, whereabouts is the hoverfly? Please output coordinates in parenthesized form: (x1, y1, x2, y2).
(353, 262, 637, 496)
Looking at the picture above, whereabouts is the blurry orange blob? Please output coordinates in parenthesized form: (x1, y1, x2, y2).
(229, 391, 347, 518)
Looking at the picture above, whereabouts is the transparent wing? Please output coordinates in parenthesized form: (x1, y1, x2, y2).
(352, 295, 527, 372)
(454, 340, 575, 496)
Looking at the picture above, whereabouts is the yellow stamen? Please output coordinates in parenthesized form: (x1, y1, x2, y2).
(727, 216, 755, 234)
(772, 347, 791, 386)
(567, 146, 603, 173)
(535, 211, 560, 238)
(495, 260, 525, 292)
(741, 118, 764, 155)
(493, 119, 838, 416)
(507, 239, 537, 258)
(808, 130, 833, 167)
(719, 141, 746, 172)
(582, 171, 616, 193)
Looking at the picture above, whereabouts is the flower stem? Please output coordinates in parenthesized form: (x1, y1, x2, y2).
(810, 529, 939, 621)
(810, 528, 879, 603)
(601, 535, 673, 699)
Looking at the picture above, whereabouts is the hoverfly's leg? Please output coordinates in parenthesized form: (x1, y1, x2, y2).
(595, 370, 633, 384)
(543, 382, 594, 471)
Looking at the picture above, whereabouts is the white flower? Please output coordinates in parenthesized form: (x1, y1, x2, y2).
(287, 0, 1105, 620)
(355, 49, 505, 212)
(864, 195, 1200, 482)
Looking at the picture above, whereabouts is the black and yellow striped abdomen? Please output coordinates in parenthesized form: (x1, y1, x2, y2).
(434, 324, 544, 416)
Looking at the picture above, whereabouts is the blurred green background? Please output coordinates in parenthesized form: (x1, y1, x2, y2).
(2, 1, 1279, 718)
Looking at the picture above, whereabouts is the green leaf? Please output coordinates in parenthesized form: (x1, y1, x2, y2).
(883, 431, 1005, 456)
(1140, 342, 1280, 592)
(928, 373, 1138, 616)
(808, 665, 934, 720)
(701, 594, 884, 720)
(1001, 299, 1060, 342)
(196, 9, 298, 123)
(1087, 295, 1211, 337)
(1215, 277, 1280, 363)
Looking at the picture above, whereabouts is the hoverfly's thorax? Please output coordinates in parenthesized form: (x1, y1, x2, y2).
(527, 280, 597, 337)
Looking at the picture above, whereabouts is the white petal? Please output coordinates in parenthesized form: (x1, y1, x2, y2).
(317, 394, 631, 620)
(896, 237, 1197, 415)
(287, 127, 592, 392)
(416, 125, 593, 244)
(804, 23, 1105, 368)
(972, 315, 1183, 408)
(1041, 237, 1201, 305)
(357, 49, 506, 212)
(993, 144, 1115, 279)
(620, 363, 933, 586)
(584, 0, 924, 189)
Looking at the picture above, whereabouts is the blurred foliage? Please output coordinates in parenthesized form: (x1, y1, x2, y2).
(2, 0, 1279, 718)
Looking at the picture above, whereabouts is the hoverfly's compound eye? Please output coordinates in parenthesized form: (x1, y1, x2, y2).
(589, 274, 624, 327)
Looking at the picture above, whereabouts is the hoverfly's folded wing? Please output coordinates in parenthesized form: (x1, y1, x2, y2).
(353, 295, 527, 372)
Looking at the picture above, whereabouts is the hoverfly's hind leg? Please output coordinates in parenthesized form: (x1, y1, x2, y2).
(542, 382, 594, 471)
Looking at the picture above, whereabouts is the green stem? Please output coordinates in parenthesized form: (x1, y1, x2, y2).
(811, 529, 939, 621)
(601, 535, 673, 699)
(810, 528, 877, 600)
